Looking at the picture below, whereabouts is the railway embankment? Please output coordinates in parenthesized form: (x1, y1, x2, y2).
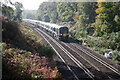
(1, 18, 60, 79)
(68, 27, 120, 65)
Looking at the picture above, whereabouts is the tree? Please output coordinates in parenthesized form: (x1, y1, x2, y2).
(57, 2, 77, 22)
(2, 4, 14, 19)
(93, 2, 120, 36)
(26, 13, 35, 19)
(22, 10, 36, 19)
(2, 0, 24, 22)
(36, 2, 58, 23)
(14, 2, 23, 22)
(43, 15, 50, 22)
(76, 2, 97, 28)
(2, 0, 14, 19)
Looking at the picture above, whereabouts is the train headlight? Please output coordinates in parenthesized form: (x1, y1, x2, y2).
(63, 34, 66, 37)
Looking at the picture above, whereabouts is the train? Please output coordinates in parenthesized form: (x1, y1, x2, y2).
(23, 19, 69, 40)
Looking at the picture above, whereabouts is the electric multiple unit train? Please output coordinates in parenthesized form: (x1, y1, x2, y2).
(23, 19, 69, 40)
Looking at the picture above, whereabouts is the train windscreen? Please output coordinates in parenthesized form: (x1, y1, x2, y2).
(60, 27, 68, 34)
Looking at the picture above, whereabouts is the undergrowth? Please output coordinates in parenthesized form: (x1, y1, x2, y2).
(70, 28, 120, 64)
(1, 43, 60, 79)
(2, 17, 55, 57)
(2, 17, 59, 79)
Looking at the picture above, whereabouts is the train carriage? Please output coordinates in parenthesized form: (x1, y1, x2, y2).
(23, 19, 69, 41)
(44, 23, 69, 40)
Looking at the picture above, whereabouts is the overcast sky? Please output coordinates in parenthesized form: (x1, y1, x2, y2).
(11, 0, 47, 10)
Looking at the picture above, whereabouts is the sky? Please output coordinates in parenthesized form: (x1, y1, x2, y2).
(2, 0, 119, 10)
(11, 0, 47, 10)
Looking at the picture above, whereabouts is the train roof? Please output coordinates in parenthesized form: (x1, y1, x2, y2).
(23, 19, 67, 29)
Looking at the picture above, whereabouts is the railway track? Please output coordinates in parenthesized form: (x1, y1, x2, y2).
(70, 43, 120, 75)
(33, 27, 120, 80)
(60, 41, 120, 79)
(34, 28, 79, 79)
(34, 28, 95, 80)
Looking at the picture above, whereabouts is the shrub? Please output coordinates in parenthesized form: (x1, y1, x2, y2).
(111, 50, 120, 64)
(102, 32, 120, 50)
(1, 43, 60, 79)
(41, 45, 55, 58)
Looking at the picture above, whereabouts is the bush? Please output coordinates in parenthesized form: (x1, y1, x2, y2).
(102, 32, 120, 50)
(2, 19, 55, 57)
(1, 43, 60, 79)
(75, 28, 87, 39)
(2, 18, 59, 79)
(111, 50, 120, 64)
(41, 45, 55, 58)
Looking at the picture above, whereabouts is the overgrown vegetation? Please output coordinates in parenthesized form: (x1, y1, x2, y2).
(2, 17, 55, 57)
(36, 2, 58, 23)
(2, 1, 60, 79)
(2, 16, 59, 79)
(1, 43, 60, 79)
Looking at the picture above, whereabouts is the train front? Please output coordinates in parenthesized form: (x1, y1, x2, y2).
(58, 27, 69, 40)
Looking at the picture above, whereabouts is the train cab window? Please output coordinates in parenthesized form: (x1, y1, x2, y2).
(48, 26, 50, 29)
(60, 27, 68, 34)
(53, 28, 55, 31)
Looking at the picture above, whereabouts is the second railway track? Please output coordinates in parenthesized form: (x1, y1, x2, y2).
(59, 40, 120, 79)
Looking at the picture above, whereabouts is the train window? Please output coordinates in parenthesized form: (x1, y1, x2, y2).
(51, 27, 53, 30)
(52, 27, 54, 31)
(48, 26, 50, 29)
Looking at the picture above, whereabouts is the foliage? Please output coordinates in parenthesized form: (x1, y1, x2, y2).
(41, 45, 55, 57)
(36, 2, 96, 27)
(57, 2, 77, 22)
(73, 28, 87, 40)
(86, 31, 120, 51)
(1, 43, 60, 79)
(43, 15, 50, 22)
(36, 2, 58, 23)
(36, 2, 120, 64)
(2, 4, 14, 19)
(111, 50, 120, 64)
(22, 10, 36, 19)
(2, 17, 59, 79)
(102, 32, 120, 50)
(93, 2, 120, 36)
(14, 2, 23, 22)
(2, 18, 55, 57)
(2, 0, 23, 22)
(85, 35, 120, 64)
(76, 2, 97, 28)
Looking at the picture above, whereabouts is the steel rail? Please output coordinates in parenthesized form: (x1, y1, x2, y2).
(71, 43, 120, 76)
(36, 28, 95, 80)
(61, 42, 100, 71)
(34, 28, 79, 80)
